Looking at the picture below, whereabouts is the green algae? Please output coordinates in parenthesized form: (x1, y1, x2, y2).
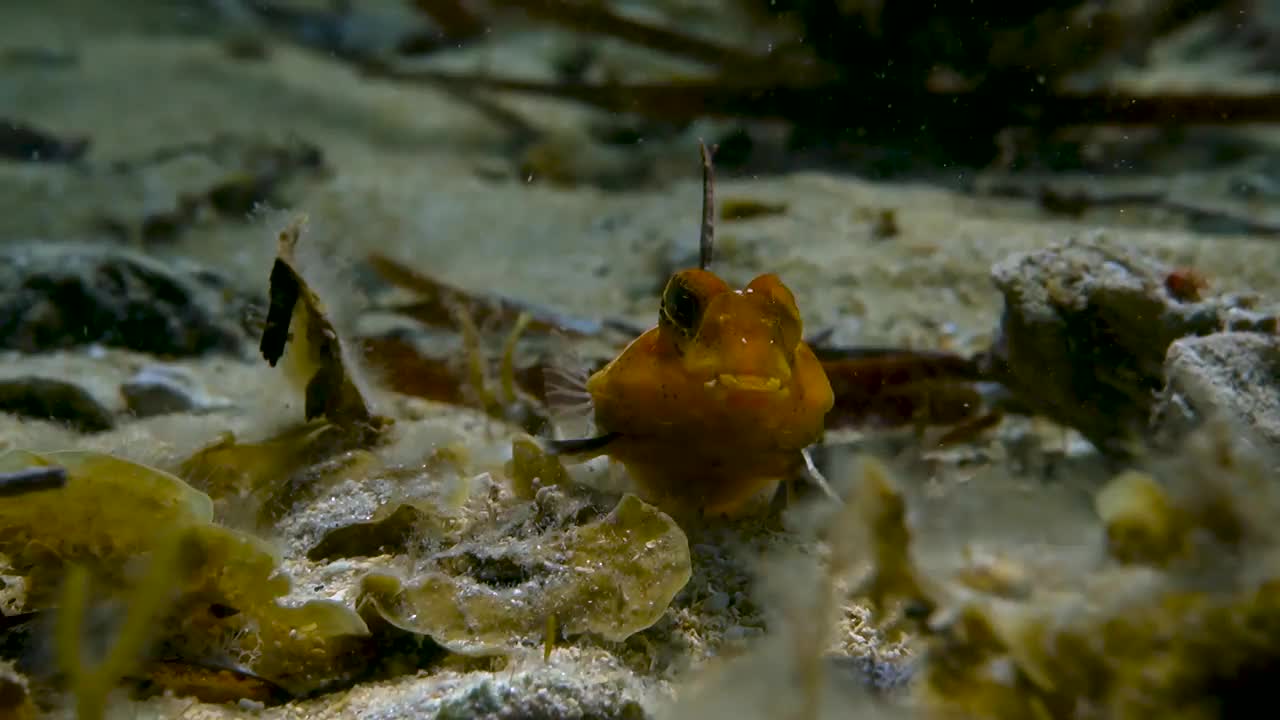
(506, 436, 573, 500)
(0, 449, 212, 597)
(0, 449, 370, 700)
(360, 493, 692, 655)
(835, 436, 1280, 720)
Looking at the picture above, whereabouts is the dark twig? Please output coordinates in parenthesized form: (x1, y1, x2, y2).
(486, 0, 785, 72)
(0, 466, 68, 498)
(0, 119, 89, 163)
(355, 65, 804, 121)
(252, 1, 1280, 174)
(355, 63, 1280, 135)
(982, 182, 1280, 236)
(699, 141, 716, 271)
(406, 0, 487, 43)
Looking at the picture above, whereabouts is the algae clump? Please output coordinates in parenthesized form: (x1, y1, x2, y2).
(0, 449, 370, 699)
(838, 433, 1280, 720)
(361, 493, 691, 654)
(0, 449, 213, 597)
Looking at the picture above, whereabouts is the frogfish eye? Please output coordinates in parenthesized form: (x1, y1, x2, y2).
(660, 275, 703, 335)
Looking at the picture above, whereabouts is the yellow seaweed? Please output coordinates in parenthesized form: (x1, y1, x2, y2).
(0, 449, 370, 700)
(0, 449, 212, 595)
(360, 493, 691, 655)
(258, 214, 391, 442)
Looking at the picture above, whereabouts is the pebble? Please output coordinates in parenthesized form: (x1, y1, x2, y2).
(120, 364, 231, 418)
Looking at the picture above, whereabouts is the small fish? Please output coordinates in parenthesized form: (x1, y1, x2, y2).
(546, 143, 834, 517)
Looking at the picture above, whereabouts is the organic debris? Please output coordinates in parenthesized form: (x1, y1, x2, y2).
(359, 325, 576, 421)
(367, 252, 608, 338)
(336, 1, 1280, 178)
(361, 258, 591, 435)
(359, 490, 691, 654)
(260, 215, 390, 441)
(659, 453, 917, 720)
(869, 209, 899, 240)
(1094, 470, 1188, 567)
(1165, 267, 1210, 304)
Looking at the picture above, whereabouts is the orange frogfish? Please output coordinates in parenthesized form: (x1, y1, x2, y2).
(549, 267, 834, 518)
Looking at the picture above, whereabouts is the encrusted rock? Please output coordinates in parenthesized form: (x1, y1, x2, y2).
(978, 235, 1279, 456)
(120, 363, 231, 417)
(0, 242, 250, 356)
(0, 376, 114, 432)
(1151, 331, 1280, 466)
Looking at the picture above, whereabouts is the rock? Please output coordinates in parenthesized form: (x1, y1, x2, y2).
(120, 363, 231, 417)
(1151, 332, 1280, 465)
(338, 659, 651, 720)
(0, 660, 35, 720)
(307, 504, 435, 562)
(827, 654, 917, 694)
(978, 235, 1279, 456)
(0, 376, 114, 432)
(432, 670, 649, 720)
(0, 242, 250, 356)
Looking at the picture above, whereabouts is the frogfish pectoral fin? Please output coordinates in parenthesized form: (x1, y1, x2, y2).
(545, 432, 621, 459)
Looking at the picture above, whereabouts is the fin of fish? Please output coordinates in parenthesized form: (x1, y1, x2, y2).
(801, 446, 840, 502)
(543, 329, 600, 439)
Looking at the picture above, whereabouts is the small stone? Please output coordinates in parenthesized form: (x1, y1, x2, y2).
(0, 376, 114, 432)
(120, 364, 231, 417)
(702, 590, 730, 613)
(0, 660, 34, 720)
(0, 242, 249, 356)
(1151, 332, 1280, 466)
(978, 236, 1280, 457)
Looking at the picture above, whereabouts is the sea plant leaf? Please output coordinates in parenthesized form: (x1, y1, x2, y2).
(360, 493, 691, 654)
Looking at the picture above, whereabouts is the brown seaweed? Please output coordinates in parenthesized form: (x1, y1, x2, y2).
(367, 252, 607, 338)
(261, 215, 391, 441)
(359, 492, 691, 655)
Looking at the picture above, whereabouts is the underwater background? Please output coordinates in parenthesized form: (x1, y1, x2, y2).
(4, 1, 1280, 718)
